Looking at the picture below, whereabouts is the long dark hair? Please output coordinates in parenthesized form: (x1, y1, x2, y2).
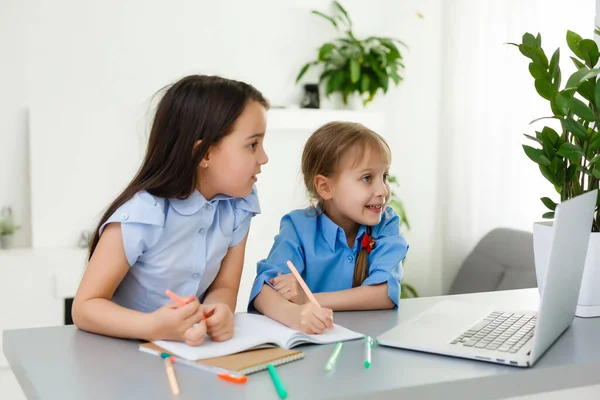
(301, 122, 391, 287)
(89, 75, 269, 259)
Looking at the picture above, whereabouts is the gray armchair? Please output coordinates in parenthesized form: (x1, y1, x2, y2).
(449, 228, 537, 295)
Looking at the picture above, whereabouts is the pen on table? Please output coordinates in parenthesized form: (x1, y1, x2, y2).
(267, 363, 288, 399)
(139, 346, 248, 384)
(325, 342, 343, 372)
(164, 357, 180, 396)
(364, 336, 373, 368)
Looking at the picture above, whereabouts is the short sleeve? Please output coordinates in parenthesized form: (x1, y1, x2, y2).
(99, 191, 166, 266)
(361, 207, 409, 308)
(247, 213, 305, 311)
(230, 185, 261, 247)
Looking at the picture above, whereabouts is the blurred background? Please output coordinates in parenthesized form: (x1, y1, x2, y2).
(0, 0, 597, 397)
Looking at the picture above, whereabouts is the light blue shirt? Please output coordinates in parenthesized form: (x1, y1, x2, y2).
(248, 206, 409, 310)
(99, 186, 260, 313)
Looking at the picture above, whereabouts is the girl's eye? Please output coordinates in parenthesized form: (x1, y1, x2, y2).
(362, 175, 371, 183)
(383, 173, 389, 181)
(249, 141, 258, 150)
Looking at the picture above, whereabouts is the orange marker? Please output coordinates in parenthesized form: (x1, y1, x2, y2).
(286, 260, 320, 307)
(165, 289, 206, 321)
(165, 289, 189, 306)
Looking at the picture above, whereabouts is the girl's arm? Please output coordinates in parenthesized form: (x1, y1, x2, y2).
(72, 223, 205, 343)
(72, 223, 157, 340)
(313, 284, 394, 311)
(253, 284, 301, 326)
(203, 233, 249, 312)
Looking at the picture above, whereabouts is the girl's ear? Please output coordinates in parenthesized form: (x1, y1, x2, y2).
(194, 140, 211, 168)
(314, 175, 333, 200)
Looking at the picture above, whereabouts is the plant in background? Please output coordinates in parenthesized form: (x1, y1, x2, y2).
(296, 1, 406, 106)
(0, 206, 20, 236)
(512, 29, 600, 231)
(388, 175, 418, 298)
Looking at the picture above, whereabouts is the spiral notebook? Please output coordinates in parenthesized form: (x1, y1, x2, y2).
(152, 313, 364, 361)
(140, 342, 304, 375)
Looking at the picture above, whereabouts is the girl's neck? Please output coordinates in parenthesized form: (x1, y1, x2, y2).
(322, 206, 360, 247)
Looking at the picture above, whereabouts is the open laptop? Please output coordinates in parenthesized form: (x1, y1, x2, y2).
(377, 190, 598, 367)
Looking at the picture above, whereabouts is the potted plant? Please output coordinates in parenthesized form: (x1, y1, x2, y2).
(388, 175, 418, 298)
(513, 29, 600, 317)
(295, 1, 406, 108)
(0, 206, 20, 249)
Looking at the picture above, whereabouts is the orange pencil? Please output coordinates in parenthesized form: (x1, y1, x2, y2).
(286, 260, 320, 307)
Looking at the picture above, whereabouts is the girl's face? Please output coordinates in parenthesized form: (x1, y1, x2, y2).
(198, 101, 268, 199)
(321, 145, 390, 235)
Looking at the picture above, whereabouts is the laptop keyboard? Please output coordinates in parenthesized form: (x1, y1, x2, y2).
(450, 312, 536, 353)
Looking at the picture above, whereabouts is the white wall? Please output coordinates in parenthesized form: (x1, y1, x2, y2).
(0, 0, 444, 295)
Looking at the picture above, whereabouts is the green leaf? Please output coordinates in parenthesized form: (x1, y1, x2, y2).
(318, 43, 337, 61)
(567, 30, 584, 59)
(561, 118, 588, 139)
(579, 39, 600, 67)
(535, 33, 542, 47)
(529, 63, 551, 80)
(360, 74, 370, 93)
(333, 1, 352, 27)
(550, 156, 564, 174)
(553, 92, 570, 116)
(519, 44, 549, 68)
(557, 142, 585, 161)
(549, 49, 561, 89)
(349, 58, 360, 83)
(535, 79, 556, 100)
(577, 80, 595, 102)
(524, 133, 543, 144)
(595, 79, 600, 108)
(522, 33, 537, 47)
(542, 212, 555, 219)
(541, 197, 557, 210)
(539, 164, 561, 186)
(589, 131, 600, 152)
(567, 97, 595, 121)
(523, 145, 543, 163)
(564, 68, 600, 90)
(541, 126, 560, 146)
(593, 168, 600, 180)
(571, 56, 586, 69)
(296, 62, 312, 83)
(538, 155, 552, 167)
(311, 10, 338, 29)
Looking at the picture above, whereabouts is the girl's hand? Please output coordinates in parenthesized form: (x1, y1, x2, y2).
(292, 303, 333, 334)
(203, 303, 234, 342)
(270, 273, 306, 304)
(149, 295, 207, 345)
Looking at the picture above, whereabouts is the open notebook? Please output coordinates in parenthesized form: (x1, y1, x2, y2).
(153, 313, 364, 361)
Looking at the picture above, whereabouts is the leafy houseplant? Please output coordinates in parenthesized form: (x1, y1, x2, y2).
(512, 30, 600, 229)
(296, 1, 406, 106)
(513, 29, 600, 317)
(388, 175, 418, 298)
(0, 206, 20, 249)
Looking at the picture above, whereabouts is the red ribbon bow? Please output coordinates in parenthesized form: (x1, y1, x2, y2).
(361, 234, 375, 254)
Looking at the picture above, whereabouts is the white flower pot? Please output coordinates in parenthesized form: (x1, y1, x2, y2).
(0, 234, 15, 249)
(533, 221, 600, 317)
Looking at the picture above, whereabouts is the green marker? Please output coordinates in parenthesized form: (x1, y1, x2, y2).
(267, 363, 288, 399)
(364, 336, 373, 368)
(325, 342, 343, 371)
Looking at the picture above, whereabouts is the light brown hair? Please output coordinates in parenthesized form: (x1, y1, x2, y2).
(301, 121, 391, 287)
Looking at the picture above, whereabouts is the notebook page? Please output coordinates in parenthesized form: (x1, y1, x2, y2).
(153, 314, 296, 360)
(287, 322, 364, 347)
